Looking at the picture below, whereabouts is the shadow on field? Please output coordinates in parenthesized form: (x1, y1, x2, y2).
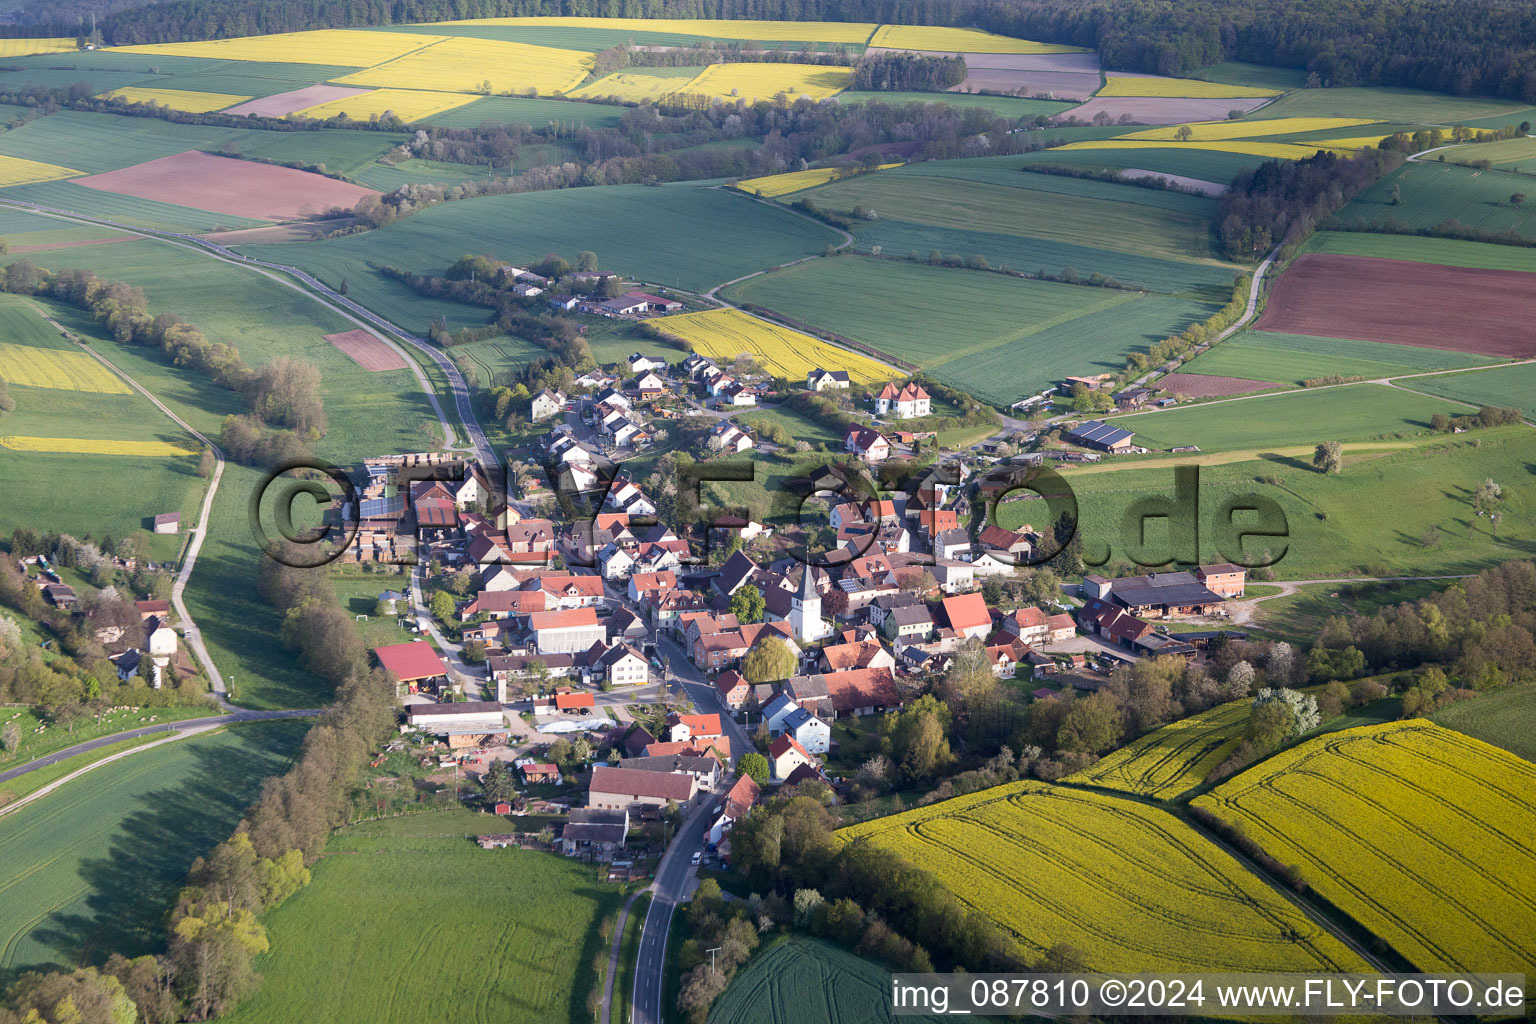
(1256, 451, 1314, 473)
(24, 721, 307, 983)
(567, 886, 622, 1024)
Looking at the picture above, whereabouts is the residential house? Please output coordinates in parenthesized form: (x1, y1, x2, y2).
(768, 734, 815, 782)
(941, 592, 993, 640)
(781, 706, 830, 754)
(530, 389, 565, 422)
(714, 669, 750, 710)
(707, 774, 759, 847)
(1045, 613, 1077, 643)
(1194, 563, 1247, 598)
(1000, 607, 1049, 646)
(874, 381, 931, 419)
(817, 639, 895, 674)
(844, 425, 891, 462)
(761, 692, 802, 736)
(597, 643, 649, 686)
(628, 353, 666, 373)
(587, 765, 698, 814)
(530, 607, 607, 654)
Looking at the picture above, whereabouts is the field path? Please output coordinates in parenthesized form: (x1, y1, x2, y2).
(33, 304, 238, 699)
(600, 889, 642, 1024)
(1229, 574, 1477, 625)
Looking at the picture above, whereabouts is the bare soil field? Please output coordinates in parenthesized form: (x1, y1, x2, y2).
(868, 48, 1102, 74)
(1119, 168, 1227, 195)
(1257, 253, 1536, 357)
(1061, 96, 1271, 124)
(202, 219, 359, 244)
(10, 237, 135, 252)
(222, 85, 372, 117)
(74, 151, 379, 222)
(324, 329, 409, 371)
(1157, 372, 1280, 397)
(952, 69, 1101, 100)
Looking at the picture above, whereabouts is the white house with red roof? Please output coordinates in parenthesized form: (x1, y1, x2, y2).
(769, 733, 815, 781)
(530, 607, 606, 654)
(941, 593, 993, 640)
(874, 381, 931, 419)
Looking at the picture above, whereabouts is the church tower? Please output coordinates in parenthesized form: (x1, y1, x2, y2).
(789, 567, 826, 642)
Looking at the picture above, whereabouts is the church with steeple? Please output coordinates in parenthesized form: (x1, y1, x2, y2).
(788, 564, 830, 642)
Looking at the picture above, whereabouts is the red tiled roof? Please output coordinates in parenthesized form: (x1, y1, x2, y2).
(1008, 606, 1048, 630)
(529, 607, 600, 631)
(672, 713, 723, 738)
(723, 774, 759, 819)
(555, 692, 595, 709)
(374, 641, 447, 681)
(942, 592, 992, 633)
(714, 670, 747, 696)
(822, 668, 900, 713)
(769, 733, 812, 762)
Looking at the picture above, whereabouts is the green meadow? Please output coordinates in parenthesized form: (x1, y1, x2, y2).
(1182, 329, 1491, 385)
(1302, 230, 1536, 273)
(1337, 160, 1536, 237)
(1397, 362, 1536, 420)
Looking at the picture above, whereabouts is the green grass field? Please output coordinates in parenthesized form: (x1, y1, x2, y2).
(1303, 230, 1536, 272)
(243, 184, 841, 330)
(222, 808, 622, 1024)
(1254, 87, 1535, 124)
(1193, 62, 1309, 91)
(1397, 362, 1536, 420)
(800, 164, 1227, 264)
(1018, 144, 1269, 184)
(1432, 686, 1536, 762)
(0, 721, 306, 984)
(131, 62, 362, 98)
(0, 706, 215, 785)
(1441, 135, 1536, 174)
(1111, 382, 1472, 451)
(369, 20, 866, 53)
(836, 91, 1075, 118)
(709, 936, 946, 1024)
(1337, 161, 1536, 237)
(1014, 426, 1535, 579)
(1181, 329, 1492, 385)
(422, 95, 627, 130)
(738, 403, 842, 445)
(723, 255, 1212, 405)
(1, 179, 270, 232)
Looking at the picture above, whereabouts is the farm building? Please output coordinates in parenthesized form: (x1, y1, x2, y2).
(560, 807, 629, 856)
(1194, 563, 1248, 598)
(375, 641, 450, 695)
(1085, 571, 1227, 618)
(530, 607, 606, 654)
(587, 765, 699, 814)
(406, 701, 509, 747)
(521, 762, 561, 784)
(599, 292, 682, 316)
(152, 512, 181, 534)
(1064, 420, 1135, 453)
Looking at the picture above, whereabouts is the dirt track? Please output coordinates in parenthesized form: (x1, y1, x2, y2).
(1257, 253, 1536, 356)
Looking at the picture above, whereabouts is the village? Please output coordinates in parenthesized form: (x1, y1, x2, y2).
(316, 345, 1251, 872)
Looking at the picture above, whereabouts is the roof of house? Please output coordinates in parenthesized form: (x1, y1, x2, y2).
(521, 762, 560, 775)
(941, 592, 992, 633)
(887, 604, 934, 627)
(820, 640, 887, 671)
(1006, 606, 1049, 630)
(769, 733, 813, 762)
(375, 641, 448, 680)
(561, 821, 628, 844)
(670, 712, 723, 737)
(152, 512, 181, 525)
(617, 755, 719, 775)
(623, 724, 657, 756)
(589, 765, 696, 802)
(782, 763, 826, 787)
(978, 524, 1027, 550)
(722, 774, 759, 819)
(821, 668, 900, 713)
(529, 607, 600, 631)
(845, 425, 888, 451)
(408, 700, 502, 717)
(1110, 571, 1224, 609)
(554, 692, 595, 709)
(714, 669, 747, 695)
(1047, 613, 1077, 631)
(1197, 562, 1247, 576)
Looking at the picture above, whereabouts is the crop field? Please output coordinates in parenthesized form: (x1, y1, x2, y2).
(97, 85, 252, 112)
(653, 308, 893, 383)
(1432, 686, 1536, 762)
(0, 111, 280, 174)
(133, 62, 364, 98)
(0, 339, 130, 394)
(291, 86, 479, 122)
(709, 936, 947, 1024)
(1038, 427, 1534, 578)
(1056, 138, 1337, 161)
(836, 91, 1074, 119)
(1180, 329, 1490, 384)
(671, 63, 853, 103)
(1305, 230, 1536, 273)
(1119, 117, 1377, 141)
(1155, 372, 1278, 397)
(0, 38, 78, 57)
(1258, 86, 1536, 124)
(736, 163, 900, 198)
(1018, 140, 1275, 181)
(424, 16, 879, 44)
(334, 36, 593, 95)
(0, 153, 82, 188)
(1068, 698, 1251, 799)
(837, 781, 1369, 972)
(241, 184, 842, 315)
(0, 435, 197, 455)
(220, 809, 621, 1024)
(1257, 253, 1536, 356)
(0, 721, 306, 979)
(800, 170, 1226, 264)
(1442, 134, 1536, 172)
(566, 66, 702, 102)
(1113, 382, 1470, 451)
(2, 180, 270, 233)
(112, 29, 444, 67)
(867, 25, 1085, 53)
(425, 94, 625, 129)
(1099, 76, 1280, 98)
(1398, 362, 1536, 420)
(1339, 161, 1536, 237)
(1194, 62, 1310, 91)
(1194, 721, 1536, 973)
(222, 85, 372, 118)
(324, 329, 410, 371)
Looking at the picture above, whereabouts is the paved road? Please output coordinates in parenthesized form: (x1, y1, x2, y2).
(632, 798, 716, 1024)
(655, 634, 754, 760)
(0, 707, 320, 785)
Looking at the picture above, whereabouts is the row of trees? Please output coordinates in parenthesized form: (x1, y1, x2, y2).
(849, 53, 967, 92)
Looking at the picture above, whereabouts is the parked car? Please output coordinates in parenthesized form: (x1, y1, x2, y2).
(690, 851, 701, 865)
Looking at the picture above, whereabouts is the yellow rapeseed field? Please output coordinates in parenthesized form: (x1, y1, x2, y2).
(653, 309, 892, 383)
(567, 72, 692, 103)
(1098, 75, 1280, 98)
(0, 38, 78, 57)
(111, 29, 443, 67)
(0, 436, 197, 456)
(334, 36, 593, 96)
(1119, 116, 1379, 141)
(1056, 138, 1341, 160)
(735, 163, 901, 198)
(423, 17, 877, 43)
(98, 86, 253, 113)
(1315, 128, 1492, 151)
(291, 88, 478, 123)
(1195, 721, 1536, 973)
(1067, 697, 1251, 799)
(670, 63, 853, 103)
(0, 343, 130, 394)
(837, 781, 1372, 972)
(0, 154, 83, 188)
(869, 25, 1088, 53)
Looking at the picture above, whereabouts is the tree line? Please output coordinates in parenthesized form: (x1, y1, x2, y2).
(849, 53, 967, 92)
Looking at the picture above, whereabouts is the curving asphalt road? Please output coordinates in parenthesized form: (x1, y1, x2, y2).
(631, 797, 716, 1024)
(0, 707, 320, 786)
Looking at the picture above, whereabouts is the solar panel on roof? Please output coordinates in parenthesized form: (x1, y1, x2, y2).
(359, 495, 404, 519)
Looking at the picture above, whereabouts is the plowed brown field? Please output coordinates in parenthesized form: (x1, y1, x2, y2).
(324, 329, 408, 371)
(74, 151, 378, 222)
